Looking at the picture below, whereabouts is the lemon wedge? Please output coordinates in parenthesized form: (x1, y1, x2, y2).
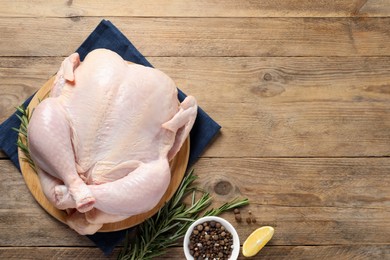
(242, 226, 274, 257)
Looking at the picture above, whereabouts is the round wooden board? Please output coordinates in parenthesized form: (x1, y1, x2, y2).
(18, 75, 190, 232)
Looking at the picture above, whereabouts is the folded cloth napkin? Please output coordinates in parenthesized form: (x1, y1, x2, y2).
(0, 19, 221, 255)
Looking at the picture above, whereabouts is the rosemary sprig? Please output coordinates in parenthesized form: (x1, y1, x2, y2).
(12, 104, 36, 172)
(117, 169, 249, 260)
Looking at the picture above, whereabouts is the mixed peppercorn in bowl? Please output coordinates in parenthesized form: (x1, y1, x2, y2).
(183, 216, 240, 260)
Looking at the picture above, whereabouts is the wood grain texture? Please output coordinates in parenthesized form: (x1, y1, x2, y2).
(194, 158, 390, 209)
(1, 245, 390, 259)
(2, 159, 390, 246)
(0, 0, 388, 18)
(206, 101, 390, 157)
(0, 57, 59, 122)
(0, 160, 94, 246)
(359, 0, 390, 17)
(1, 1, 390, 259)
(1, 57, 389, 157)
(0, 17, 389, 57)
(0, 247, 120, 259)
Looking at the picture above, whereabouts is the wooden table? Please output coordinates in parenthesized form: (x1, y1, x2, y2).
(1, 1, 390, 259)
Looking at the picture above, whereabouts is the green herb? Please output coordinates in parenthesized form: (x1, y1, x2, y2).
(12, 105, 36, 172)
(117, 169, 249, 260)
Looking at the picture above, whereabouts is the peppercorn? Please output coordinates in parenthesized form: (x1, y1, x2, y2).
(197, 224, 204, 231)
(234, 208, 243, 224)
(247, 210, 257, 223)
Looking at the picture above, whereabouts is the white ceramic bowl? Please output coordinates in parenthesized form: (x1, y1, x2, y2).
(183, 216, 240, 260)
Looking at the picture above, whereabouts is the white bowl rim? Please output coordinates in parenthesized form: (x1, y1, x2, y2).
(183, 216, 240, 260)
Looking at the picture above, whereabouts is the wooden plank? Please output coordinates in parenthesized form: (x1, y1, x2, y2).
(0, 17, 389, 57)
(0, 247, 119, 259)
(0, 160, 94, 246)
(1, 245, 390, 259)
(0, 57, 60, 122)
(1, 56, 390, 157)
(0, 0, 388, 18)
(1, 159, 390, 246)
(194, 158, 390, 209)
(359, 0, 390, 17)
(236, 245, 390, 260)
(205, 101, 390, 157)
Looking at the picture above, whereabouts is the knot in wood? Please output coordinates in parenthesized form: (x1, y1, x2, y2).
(214, 180, 233, 195)
(263, 73, 273, 81)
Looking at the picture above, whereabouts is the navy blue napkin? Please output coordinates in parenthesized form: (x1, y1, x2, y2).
(0, 20, 221, 255)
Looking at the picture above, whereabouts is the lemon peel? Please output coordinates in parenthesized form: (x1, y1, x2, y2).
(242, 226, 274, 257)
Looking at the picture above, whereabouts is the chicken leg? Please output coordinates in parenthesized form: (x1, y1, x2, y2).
(28, 98, 95, 213)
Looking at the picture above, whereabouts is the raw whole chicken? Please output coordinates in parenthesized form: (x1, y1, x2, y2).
(27, 49, 197, 234)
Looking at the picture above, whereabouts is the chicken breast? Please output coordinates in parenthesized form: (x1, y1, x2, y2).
(27, 49, 197, 234)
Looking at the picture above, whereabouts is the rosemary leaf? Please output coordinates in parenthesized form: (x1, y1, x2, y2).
(15, 105, 26, 114)
(203, 197, 250, 217)
(12, 127, 24, 136)
(15, 114, 24, 124)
